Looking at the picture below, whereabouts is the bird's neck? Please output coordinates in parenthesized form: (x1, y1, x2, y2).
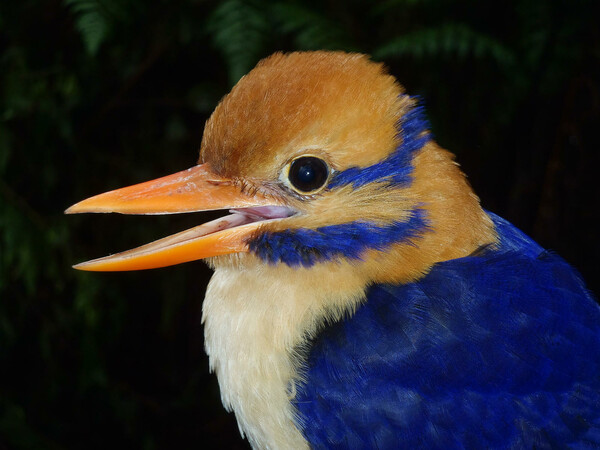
(202, 258, 369, 449)
(201, 142, 497, 448)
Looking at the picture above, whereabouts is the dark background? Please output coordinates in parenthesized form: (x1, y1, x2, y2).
(1, 0, 598, 448)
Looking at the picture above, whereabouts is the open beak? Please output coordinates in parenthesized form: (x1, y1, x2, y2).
(66, 164, 293, 271)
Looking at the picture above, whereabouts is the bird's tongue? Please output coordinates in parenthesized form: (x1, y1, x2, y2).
(230, 206, 296, 221)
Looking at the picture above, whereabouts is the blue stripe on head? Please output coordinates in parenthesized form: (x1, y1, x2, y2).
(248, 208, 429, 267)
(329, 95, 431, 189)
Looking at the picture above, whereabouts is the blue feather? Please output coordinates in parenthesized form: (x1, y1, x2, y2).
(329, 96, 431, 189)
(294, 213, 600, 448)
(248, 207, 429, 267)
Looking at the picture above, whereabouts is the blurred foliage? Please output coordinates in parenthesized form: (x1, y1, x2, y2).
(0, 0, 598, 448)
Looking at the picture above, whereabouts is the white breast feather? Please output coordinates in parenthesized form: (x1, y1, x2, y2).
(202, 258, 367, 449)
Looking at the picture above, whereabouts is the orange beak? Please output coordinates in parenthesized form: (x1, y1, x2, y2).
(66, 164, 293, 271)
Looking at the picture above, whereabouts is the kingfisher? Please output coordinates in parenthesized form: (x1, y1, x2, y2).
(67, 51, 600, 449)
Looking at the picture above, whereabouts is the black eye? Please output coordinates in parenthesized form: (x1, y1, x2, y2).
(288, 156, 329, 193)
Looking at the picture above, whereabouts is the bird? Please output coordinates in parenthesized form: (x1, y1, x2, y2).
(67, 51, 600, 449)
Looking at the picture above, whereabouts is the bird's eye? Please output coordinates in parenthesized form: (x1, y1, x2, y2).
(287, 156, 329, 193)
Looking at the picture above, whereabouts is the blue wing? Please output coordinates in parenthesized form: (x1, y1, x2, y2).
(295, 213, 600, 449)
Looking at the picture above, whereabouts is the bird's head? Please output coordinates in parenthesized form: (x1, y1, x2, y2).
(67, 51, 496, 284)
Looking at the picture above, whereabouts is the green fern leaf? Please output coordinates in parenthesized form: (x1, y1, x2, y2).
(206, 0, 269, 85)
(271, 3, 352, 51)
(64, 0, 109, 56)
(374, 23, 515, 69)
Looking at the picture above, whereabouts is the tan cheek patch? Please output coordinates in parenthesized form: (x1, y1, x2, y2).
(265, 182, 419, 234)
(240, 142, 497, 285)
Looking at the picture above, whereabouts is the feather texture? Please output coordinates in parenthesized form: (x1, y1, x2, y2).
(329, 96, 431, 189)
(295, 213, 600, 448)
(249, 206, 429, 267)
